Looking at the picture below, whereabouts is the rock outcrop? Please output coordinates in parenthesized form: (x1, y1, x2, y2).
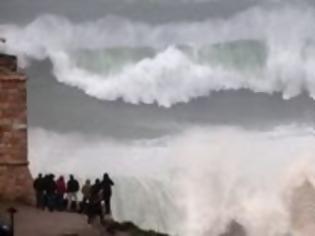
(0, 53, 33, 203)
(219, 220, 247, 236)
(290, 179, 315, 236)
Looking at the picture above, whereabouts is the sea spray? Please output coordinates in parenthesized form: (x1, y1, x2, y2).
(28, 125, 315, 235)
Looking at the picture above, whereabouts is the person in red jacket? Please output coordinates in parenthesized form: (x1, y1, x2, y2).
(56, 176, 67, 211)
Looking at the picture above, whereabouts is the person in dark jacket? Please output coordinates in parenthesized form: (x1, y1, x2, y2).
(46, 174, 57, 212)
(81, 179, 92, 213)
(42, 174, 50, 209)
(33, 173, 44, 209)
(67, 174, 80, 211)
(92, 179, 101, 194)
(101, 173, 114, 215)
(87, 179, 103, 224)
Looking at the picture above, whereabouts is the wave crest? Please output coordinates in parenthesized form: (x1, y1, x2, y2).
(1, 7, 315, 106)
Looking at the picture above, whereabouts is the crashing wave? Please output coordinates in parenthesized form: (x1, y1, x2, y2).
(1, 7, 315, 106)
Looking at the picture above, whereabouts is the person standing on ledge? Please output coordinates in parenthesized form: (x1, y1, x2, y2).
(87, 179, 102, 224)
(101, 173, 114, 217)
(46, 174, 57, 212)
(67, 174, 80, 211)
(33, 173, 44, 209)
(81, 179, 92, 213)
(56, 176, 67, 210)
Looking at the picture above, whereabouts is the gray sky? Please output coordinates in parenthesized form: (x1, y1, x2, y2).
(0, 0, 313, 24)
(0, 0, 259, 24)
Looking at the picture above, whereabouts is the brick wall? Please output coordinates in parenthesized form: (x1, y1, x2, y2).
(0, 54, 33, 203)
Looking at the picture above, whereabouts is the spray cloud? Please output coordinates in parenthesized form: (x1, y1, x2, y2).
(29, 125, 315, 235)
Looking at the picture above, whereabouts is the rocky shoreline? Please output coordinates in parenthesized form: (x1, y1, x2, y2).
(103, 220, 168, 236)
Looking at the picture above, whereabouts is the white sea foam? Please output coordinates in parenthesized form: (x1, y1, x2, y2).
(28, 125, 315, 235)
(1, 6, 315, 106)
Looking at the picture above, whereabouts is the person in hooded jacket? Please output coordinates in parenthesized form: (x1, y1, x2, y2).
(101, 173, 114, 216)
(41, 174, 50, 209)
(46, 174, 57, 212)
(33, 173, 44, 209)
(81, 179, 92, 213)
(67, 174, 80, 211)
(87, 179, 103, 224)
(56, 176, 67, 210)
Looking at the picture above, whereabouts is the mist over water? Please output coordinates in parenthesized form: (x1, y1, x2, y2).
(29, 126, 315, 235)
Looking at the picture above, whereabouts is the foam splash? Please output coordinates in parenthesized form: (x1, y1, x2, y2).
(28, 125, 315, 235)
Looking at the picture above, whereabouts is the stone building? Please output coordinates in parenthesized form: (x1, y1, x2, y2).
(0, 53, 33, 203)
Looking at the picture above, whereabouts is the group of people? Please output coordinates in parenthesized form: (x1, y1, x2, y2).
(33, 173, 114, 223)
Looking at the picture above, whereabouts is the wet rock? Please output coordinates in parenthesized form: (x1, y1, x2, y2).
(219, 220, 247, 236)
(104, 220, 169, 236)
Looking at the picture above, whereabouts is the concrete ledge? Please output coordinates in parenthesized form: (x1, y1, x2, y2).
(0, 162, 29, 166)
(0, 73, 26, 80)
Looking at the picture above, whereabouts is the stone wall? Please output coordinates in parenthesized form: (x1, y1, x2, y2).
(0, 54, 34, 203)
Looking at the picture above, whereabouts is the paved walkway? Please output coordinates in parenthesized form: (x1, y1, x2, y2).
(0, 204, 101, 236)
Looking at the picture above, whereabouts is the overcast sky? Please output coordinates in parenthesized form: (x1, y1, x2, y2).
(0, 0, 313, 24)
